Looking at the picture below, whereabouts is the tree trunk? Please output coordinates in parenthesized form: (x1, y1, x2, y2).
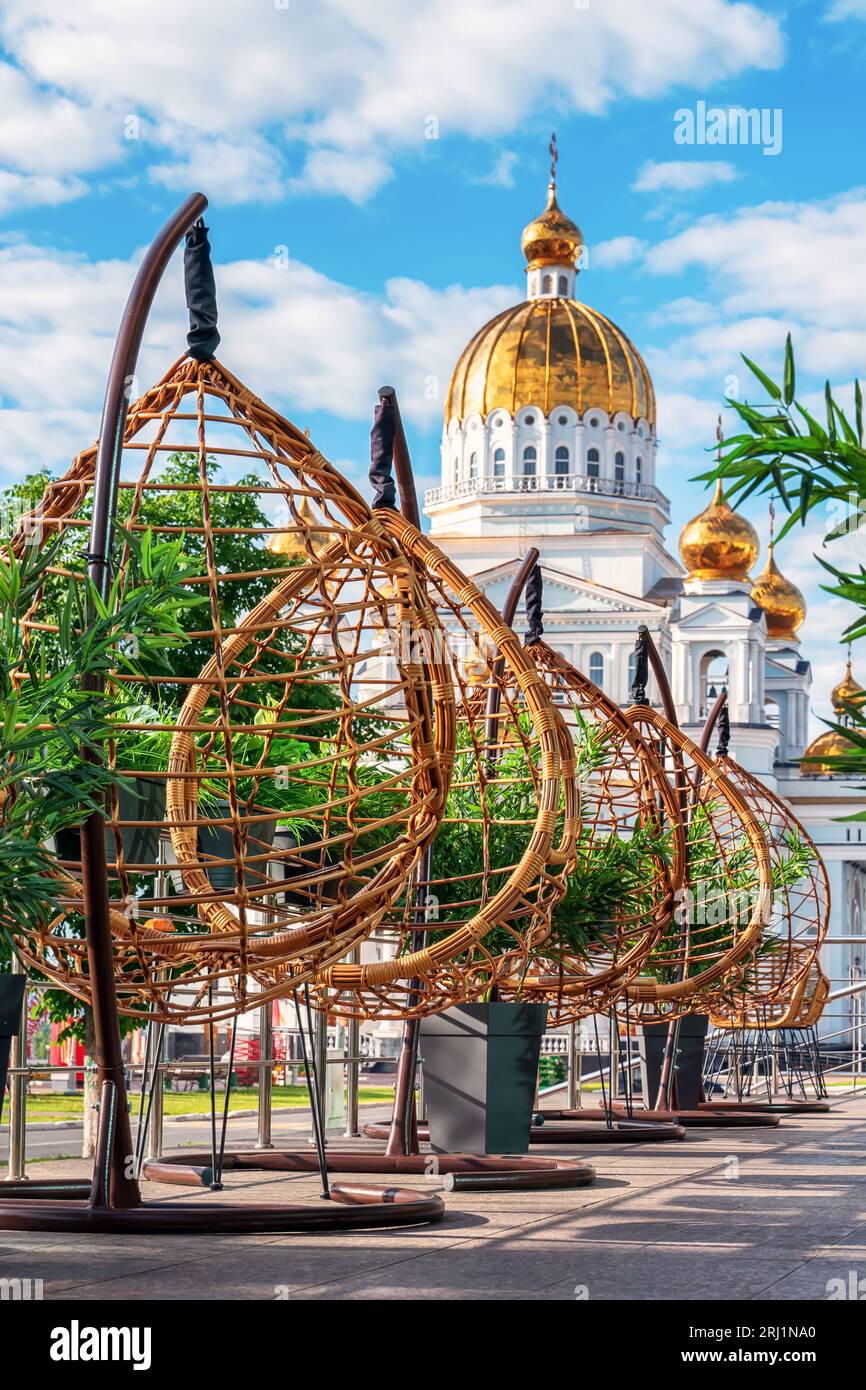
(82, 1009, 99, 1158)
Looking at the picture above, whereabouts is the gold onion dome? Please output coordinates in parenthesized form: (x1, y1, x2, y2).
(679, 479, 759, 581)
(802, 655, 861, 775)
(831, 657, 862, 712)
(801, 729, 852, 775)
(751, 542, 806, 639)
(520, 181, 583, 270)
(445, 299, 655, 424)
(267, 493, 324, 558)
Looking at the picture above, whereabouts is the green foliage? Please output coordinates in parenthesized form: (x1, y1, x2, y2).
(698, 336, 866, 776)
(0, 531, 202, 966)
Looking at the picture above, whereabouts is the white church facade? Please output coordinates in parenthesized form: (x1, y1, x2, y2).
(423, 151, 866, 1042)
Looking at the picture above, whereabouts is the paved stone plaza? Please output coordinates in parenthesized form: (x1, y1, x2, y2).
(2, 1096, 864, 1301)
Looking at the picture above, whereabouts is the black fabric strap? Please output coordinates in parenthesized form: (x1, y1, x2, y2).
(369, 391, 397, 510)
(717, 698, 731, 757)
(185, 219, 220, 361)
(630, 629, 649, 704)
(524, 562, 544, 646)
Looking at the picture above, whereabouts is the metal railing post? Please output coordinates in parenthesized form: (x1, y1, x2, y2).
(256, 999, 273, 1150)
(344, 1014, 360, 1137)
(313, 1009, 328, 1143)
(567, 1021, 581, 1109)
(5, 956, 28, 1182)
(146, 1058, 164, 1161)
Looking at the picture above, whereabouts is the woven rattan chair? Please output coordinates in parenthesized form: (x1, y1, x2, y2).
(9, 353, 457, 1026)
(495, 639, 686, 1023)
(312, 517, 576, 1020)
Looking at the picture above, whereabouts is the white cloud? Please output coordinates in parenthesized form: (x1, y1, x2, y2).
(475, 151, 519, 188)
(296, 149, 393, 203)
(149, 134, 287, 205)
(0, 238, 517, 482)
(591, 235, 646, 269)
(0, 60, 118, 176)
(633, 159, 739, 194)
(645, 193, 866, 375)
(0, 171, 86, 215)
(0, 0, 784, 203)
(826, 1, 866, 18)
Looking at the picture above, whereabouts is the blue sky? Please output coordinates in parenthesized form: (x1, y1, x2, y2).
(1, 0, 865, 729)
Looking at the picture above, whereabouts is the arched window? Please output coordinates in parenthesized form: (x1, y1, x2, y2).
(453, 456, 459, 482)
(635, 455, 643, 485)
(588, 651, 605, 689)
(586, 447, 600, 480)
(492, 446, 506, 479)
(469, 451, 479, 480)
(522, 445, 537, 488)
(542, 274, 553, 294)
(614, 451, 625, 483)
(558, 274, 568, 296)
(554, 444, 569, 488)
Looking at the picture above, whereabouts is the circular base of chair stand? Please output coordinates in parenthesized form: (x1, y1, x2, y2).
(0, 1184, 446, 1234)
(606, 1104, 781, 1129)
(362, 1119, 685, 1147)
(698, 1099, 830, 1116)
(143, 1149, 596, 1193)
(529, 1113, 687, 1142)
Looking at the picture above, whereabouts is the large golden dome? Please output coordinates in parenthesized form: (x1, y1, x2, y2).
(802, 654, 862, 775)
(520, 183, 583, 269)
(445, 298, 655, 424)
(801, 728, 854, 776)
(751, 542, 806, 639)
(678, 479, 759, 581)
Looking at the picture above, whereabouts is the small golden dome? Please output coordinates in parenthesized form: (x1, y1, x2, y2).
(679, 479, 759, 581)
(521, 182, 583, 270)
(801, 728, 854, 776)
(267, 494, 324, 559)
(445, 298, 654, 425)
(751, 542, 806, 639)
(831, 658, 862, 713)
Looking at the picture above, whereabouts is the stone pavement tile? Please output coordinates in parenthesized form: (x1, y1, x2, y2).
(751, 1256, 866, 1301)
(52, 1235, 481, 1301)
(293, 1241, 805, 1302)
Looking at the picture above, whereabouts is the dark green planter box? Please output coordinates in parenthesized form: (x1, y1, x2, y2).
(198, 801, 278, 892)
(56, 780, 165, 869)
(0, 976, 26, 1127)
(420, 1002, 547, 1154)
(639, 1012, 709, 1109)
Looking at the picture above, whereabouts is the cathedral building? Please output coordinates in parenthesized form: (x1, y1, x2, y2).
(423, 154, 866, 1039)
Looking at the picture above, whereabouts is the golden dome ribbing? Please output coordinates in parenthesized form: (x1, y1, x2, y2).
(445, 298, 655, 424)
(678, 479, 759, 581)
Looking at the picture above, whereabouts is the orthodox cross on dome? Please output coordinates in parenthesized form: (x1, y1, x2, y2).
(549, 131, 559, 191)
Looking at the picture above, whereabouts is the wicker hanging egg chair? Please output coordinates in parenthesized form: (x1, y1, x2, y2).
(494, 634, 686, 1024)
(702, 698, 830, 1030)
(6, 257, 456, 1027)
(616, 633, 774, 1024)
(311, 521, 577, 1021)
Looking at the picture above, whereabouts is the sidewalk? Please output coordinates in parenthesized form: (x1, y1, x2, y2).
(1, 1096, 865, 1301)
